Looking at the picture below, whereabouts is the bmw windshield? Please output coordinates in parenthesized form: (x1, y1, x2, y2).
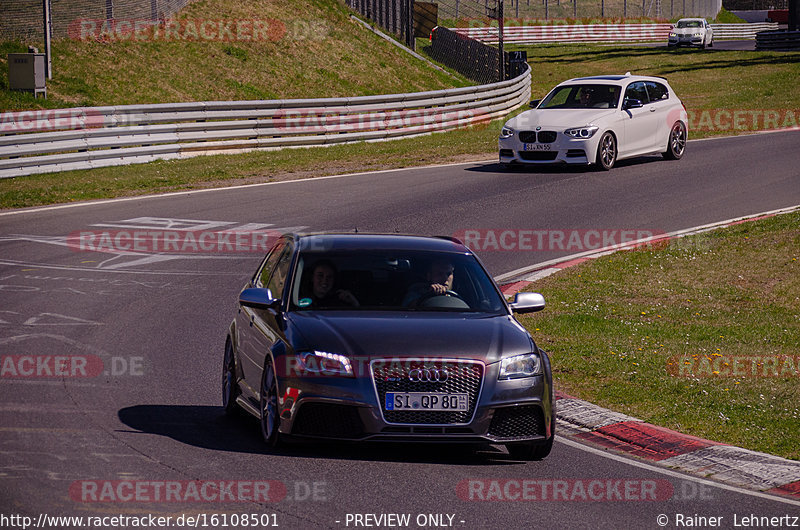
(289, 250, 507, 313)
(538, 84, 621, 110)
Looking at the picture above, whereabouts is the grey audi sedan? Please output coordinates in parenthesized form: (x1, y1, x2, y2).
(223, 233, 554, 460)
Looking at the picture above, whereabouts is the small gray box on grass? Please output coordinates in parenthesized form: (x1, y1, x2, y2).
(8, 53, 46, 98)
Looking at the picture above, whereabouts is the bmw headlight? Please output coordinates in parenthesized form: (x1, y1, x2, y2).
(500, 126, 515, 139)
(669, 32, 676, 37)
(694, 32, 702, 37)
(297, 350, 354, 377)
(564, 126, 599, 139)
(498, 353, 542, 380)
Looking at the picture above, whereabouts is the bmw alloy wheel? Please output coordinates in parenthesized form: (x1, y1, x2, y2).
(664, 122, 686, 160)
(596, 132, 616, 170)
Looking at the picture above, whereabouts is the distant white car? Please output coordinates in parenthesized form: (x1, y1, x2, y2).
(668, 18, 714, 48)
(498, 74, 688, 171)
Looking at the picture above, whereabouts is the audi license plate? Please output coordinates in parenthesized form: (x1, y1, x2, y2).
(524, 143, 551, 151)
(385, 392, 468, 411)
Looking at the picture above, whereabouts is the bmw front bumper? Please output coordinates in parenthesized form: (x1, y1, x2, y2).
(499, 133, 598, 166)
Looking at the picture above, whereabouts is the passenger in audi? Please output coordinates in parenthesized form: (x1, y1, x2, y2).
(402, 259, 456, 307)
(306, 260, 359, 308)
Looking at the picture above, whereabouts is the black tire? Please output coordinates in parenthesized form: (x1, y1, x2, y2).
(663, 121, 687, 160)
(507, 437, 554, 461)
(259, 356, 282, 447)
(222, 339, 240, 416)
(595, 131, 616, 171)
(708, 37, 713, 48)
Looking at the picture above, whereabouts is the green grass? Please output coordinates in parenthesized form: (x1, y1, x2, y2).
(517, 212, 800, 460)
(0, 0, 469, 111)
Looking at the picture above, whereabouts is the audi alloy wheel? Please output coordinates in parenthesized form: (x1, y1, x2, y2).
(260, 356, 281, 447)
(222, 339, 240, 416)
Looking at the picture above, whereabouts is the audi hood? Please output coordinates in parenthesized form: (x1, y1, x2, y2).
(286, 311, 536, 364)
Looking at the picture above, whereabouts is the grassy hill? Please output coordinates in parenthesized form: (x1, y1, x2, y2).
(0, 0, 468, 111)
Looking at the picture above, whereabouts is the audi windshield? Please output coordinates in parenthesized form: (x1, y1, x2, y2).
(288, 250, 507, 313)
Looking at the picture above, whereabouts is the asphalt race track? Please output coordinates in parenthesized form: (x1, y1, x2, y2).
(1, 130, 799, 529)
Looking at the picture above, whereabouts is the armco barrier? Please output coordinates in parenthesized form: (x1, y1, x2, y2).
(455, 23, 672, 43)
(756, 30, 800, 50)
(454, 22, 779, 44)
(710, 22, 779, 39)
(0, 66, 530, 178)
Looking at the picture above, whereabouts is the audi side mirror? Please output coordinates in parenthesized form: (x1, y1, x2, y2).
(509, 292, 546, 314)
(239, 287, 280, 311)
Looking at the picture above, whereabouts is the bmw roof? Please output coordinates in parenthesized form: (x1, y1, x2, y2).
(562, 73, 670, 85)
(572, 75, 631, 81)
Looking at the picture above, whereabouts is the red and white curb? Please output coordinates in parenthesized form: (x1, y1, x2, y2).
(497, 204, 800, 499)
(553, 392, 800, 498)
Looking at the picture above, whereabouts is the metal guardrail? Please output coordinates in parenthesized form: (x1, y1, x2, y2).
(453, 22, 779, 44)
(0, 65, 531, 179)
(756, 30, 800, 50)
(454, 24, 673, 43)
(710, 22, 779, 38)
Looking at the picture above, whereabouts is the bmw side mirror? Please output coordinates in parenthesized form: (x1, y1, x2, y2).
(509, 292, 546, 313)
(623, 98, 643, 110)
(239, 287, 280, 311)
(529, 99, 541, 108)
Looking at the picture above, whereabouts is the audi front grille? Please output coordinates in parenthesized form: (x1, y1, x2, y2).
(370, 359, 484, 425)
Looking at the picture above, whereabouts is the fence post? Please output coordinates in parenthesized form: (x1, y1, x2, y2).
(498, 0, 505, 81)
(43, 0, 52, 79)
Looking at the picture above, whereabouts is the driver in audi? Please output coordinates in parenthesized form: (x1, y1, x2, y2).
(402, 259, 455, 307)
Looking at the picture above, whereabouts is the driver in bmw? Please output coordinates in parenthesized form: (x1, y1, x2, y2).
(402, 259, 455, 307)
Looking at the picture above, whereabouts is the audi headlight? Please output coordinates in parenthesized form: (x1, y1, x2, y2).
(498, 353, 542, 380)
(564, 126, 599, 139)
(297, 351, 354, 377)
(500, 126, 515, 139)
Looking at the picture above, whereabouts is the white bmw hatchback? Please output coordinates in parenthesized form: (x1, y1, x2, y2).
(498, 74, 688, 170)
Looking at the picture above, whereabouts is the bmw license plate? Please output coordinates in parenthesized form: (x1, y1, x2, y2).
(524, 143, 551, 151)
(385, 392, 468, 411)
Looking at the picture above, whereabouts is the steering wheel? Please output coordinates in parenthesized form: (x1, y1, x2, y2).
(417, 289, 468, 307)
